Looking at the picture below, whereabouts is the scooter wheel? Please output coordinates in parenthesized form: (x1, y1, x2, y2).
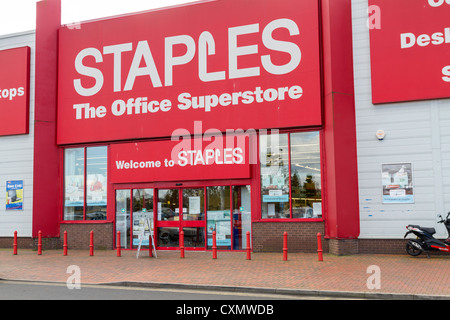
(406, 240, 422, 256)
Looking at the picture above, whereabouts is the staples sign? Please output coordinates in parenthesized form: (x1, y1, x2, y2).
(57, 0, 321, 144)
(369, 0, 450, 104)
(0, 47, 30, 136)
(110, 135, 251, 183)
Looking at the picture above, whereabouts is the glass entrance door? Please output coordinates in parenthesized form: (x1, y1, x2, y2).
(156, 188, 206, 250)
(115, 184, 251, 251)
(131, 189, 154, 248)
(156, 188, 180, 248)
(206, 185, 252, 250)
(207, 186, 231, 250)
(115, 189, 131, 249)
(232, 185, 252, 250)
(115, 188, 153, 249)
(181, 188, 206, 249)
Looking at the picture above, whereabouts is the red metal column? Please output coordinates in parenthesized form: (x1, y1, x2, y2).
(32, 0, 61, 238)
(321, 0, 360, 240)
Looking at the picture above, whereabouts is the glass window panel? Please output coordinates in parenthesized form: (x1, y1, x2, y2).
(260, 133, 290, 219)
(132, 189, 154, 248)
(157, 227, 179, 247)
(157, 189, 179, 221)
(232, 185, 251, 250)
(182, 188, 205, 221)
(290, 132, 322, 218)
(115, 189, 131, 249)
(183, 227, 205, 248)
(207, 186, 231, 250)
(86, 146, 107, 220)
(64, 148, 84, 221)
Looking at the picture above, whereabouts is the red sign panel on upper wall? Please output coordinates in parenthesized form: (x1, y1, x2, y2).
(110, 134, 252, 183)
(57, 0, 322, 145)
(0, 47, 30, 136)
(368, 0, 450, 104)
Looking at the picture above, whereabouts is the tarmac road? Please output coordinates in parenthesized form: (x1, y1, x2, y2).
(0, 280, 345, 300)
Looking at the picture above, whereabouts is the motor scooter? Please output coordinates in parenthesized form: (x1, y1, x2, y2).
(404, 212, 450, 257)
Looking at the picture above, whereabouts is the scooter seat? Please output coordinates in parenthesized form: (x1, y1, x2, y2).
(419, 227, 436, 235)
(409, 225, 436, 235)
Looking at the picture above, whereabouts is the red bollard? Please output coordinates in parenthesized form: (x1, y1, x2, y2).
(38, 230, 42, 255)
(212, 231, 217, 259)
(180, 230, 185, 258)
(317, 232, 323, 261)
(89, 231, 94, 256)
(13, 231, 17, 255)
(117, 231, 121, 257)
(63, 231, 68, 256)
(246, 231, 251, 260)
(283, 232, 288, 261)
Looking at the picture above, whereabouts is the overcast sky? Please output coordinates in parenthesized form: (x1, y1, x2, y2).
(0, 0, 200, 36)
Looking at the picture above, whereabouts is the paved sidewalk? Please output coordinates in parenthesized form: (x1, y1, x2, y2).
(0, 249, 448, 299)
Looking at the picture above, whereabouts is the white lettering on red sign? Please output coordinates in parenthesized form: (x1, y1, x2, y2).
(428, 0, 450, 7)
(178, 148, 244, 166)
(114, 147, 244, 170)
(73, 18, 301, 97)
(400, 27, 450, 49)
(0, 87, 25, 100)
(398, 4, 450, 85)
(443, 65, 450, 82)
(57, 0, 322, 144)
(71, 84, 303, 120)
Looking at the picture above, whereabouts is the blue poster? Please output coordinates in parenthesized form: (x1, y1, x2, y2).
(6, 180, 23, 210)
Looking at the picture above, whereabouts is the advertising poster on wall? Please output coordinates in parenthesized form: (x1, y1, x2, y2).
(382, 163, 414, 203)
(6, 180, 23, 210)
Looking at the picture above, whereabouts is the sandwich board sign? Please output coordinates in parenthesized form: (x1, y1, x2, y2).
(136, 218, 157, 259)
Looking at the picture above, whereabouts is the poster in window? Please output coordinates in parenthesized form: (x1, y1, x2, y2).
(6, 180, 23, 210)
(382, 163, 414, 203)
(64, 174, 84, 207)
(207, 211, 231, 247)
(189, 196, 201, 215)
(86, 173, 107, 206)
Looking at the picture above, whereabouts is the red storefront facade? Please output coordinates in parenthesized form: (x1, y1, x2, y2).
(32, 0, 360, 254)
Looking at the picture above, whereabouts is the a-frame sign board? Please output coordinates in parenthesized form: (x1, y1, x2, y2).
(136, 218, 157, 259)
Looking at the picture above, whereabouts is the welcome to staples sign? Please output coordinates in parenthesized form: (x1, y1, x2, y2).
(0, 47, 30, 136)
(110, 134, 251, 183)
(57, 0, 322, 145)
(369, 0, 450, 104)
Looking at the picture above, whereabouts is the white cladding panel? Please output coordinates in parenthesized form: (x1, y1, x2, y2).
(0, 31, 35, 237)
(351, 0, 450, 239)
